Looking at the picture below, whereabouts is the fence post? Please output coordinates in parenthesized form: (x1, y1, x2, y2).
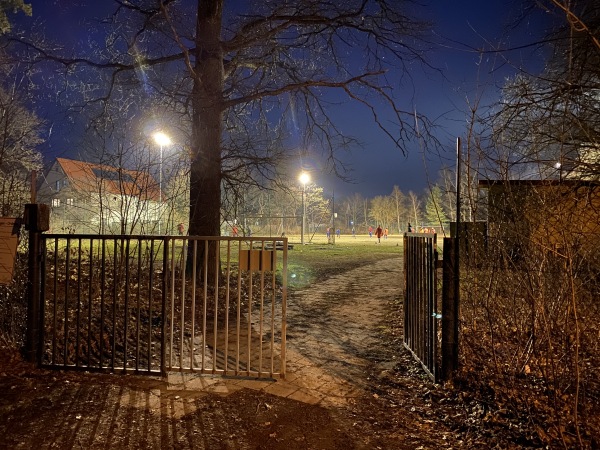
(23, 204, 50, 364)
(442, 237, 459, 380)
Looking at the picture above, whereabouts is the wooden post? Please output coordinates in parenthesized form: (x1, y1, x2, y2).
(442, 237, 459, 380)
(24, 204, 50, 364)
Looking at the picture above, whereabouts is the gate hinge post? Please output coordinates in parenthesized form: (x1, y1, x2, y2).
(24, 204, 50, 364)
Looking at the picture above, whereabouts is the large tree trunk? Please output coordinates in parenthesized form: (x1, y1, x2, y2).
(189, 0, 224, 281)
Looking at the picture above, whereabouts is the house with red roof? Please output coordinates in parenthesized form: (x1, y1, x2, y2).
(37, 157, 163, 234)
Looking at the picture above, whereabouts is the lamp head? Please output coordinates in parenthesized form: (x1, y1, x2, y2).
(153, 131, 171, 146)
(299, 172, 310, 185)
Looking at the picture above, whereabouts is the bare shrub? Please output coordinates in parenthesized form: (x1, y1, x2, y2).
(460, 181, 600, 447)
(0, 250, 28, 348)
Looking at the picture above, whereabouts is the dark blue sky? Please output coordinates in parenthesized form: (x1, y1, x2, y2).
(318, 0, 552, 198)
(14, 0, 552, 199)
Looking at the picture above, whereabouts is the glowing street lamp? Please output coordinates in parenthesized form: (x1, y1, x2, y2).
(299, 172, 310, 245)
(153, 131, 171, 234)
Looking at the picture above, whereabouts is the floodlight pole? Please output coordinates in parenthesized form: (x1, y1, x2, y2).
(159, 143, 163, 234)
(299, 172, 310, 245)
(301, 183, 306, 245)
(332, 190, 335, 245)
(153, 131, 171, 235)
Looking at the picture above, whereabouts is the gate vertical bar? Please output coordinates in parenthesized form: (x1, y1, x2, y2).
(213, 239, 220, 374)
(39, 236, 47, 367)
(202, 240, 208, 371)
(270, 245, 277, 376)
(224, 239, 231, 374)
(258, 243, 265, 376)
(51, 238, 58, 365)
(135, 238, 141, 371)
(111, 238, 117, 369)
(281, 239, 288, 378)
(87, 238, 94, 368)
(148, 239, 155, 372)
(64, 238, 71, 366)
(161, 237, 169, 375)
(191, 239, 198, 371)
(75, 239, 82, 367)
(247, 246, 253, 376)
(100, 239, 106, 368)
(236, 242, 242, 374)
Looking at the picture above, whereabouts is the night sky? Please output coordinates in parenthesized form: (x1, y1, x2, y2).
(320, 0, 552, 198)
(13, 0, 553, 200)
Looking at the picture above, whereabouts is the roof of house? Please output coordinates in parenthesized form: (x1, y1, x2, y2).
(55, 157, 162, 201)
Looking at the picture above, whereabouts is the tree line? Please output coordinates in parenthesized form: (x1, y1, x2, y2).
(231, 181, 456, 238)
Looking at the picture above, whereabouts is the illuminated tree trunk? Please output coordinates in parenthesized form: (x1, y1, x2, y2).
(189, 0, 224, 280)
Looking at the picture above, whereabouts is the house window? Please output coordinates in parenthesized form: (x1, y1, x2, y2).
(55, 180, 60, 191)
(63, 179, 68, 187)
(66, 198, 74, 206)
(52, 198, 61, 207)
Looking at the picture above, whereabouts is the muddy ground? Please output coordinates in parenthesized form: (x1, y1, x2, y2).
(0, 255, 545, 449)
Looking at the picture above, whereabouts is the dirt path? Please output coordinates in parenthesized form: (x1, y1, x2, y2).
(285, 257, 403, 401)
(0, 256, 460, 450)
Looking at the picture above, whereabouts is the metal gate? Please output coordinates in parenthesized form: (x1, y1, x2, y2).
(38, 234, 287, 379)
(403, 232, 439, 381)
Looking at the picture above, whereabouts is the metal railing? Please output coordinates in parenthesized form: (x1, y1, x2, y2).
(39, 234, 288, 379)
(403, 232, 439, 381)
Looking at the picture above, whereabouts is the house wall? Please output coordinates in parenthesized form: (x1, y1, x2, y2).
(38, 160, 161, 234)
(486, 183, 600, 257)
(37, 162, 85, 233)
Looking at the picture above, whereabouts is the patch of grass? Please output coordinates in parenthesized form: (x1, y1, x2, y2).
(284, 235, 403, 288)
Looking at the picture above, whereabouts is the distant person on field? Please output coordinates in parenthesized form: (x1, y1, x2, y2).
(352, 227, 356, 238)
(384, 228, 388, 239)
(408, 223, 413, 232)
(369, 226, 373, 238)
(326, 227, 331, 243)
(232, 225, 239, 237)
(375, 225, 383, 243)
(336, 228, 341, 238)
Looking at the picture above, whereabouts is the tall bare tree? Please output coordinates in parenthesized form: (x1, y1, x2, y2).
(369, 194, 394, 229)
(390, 185, 406, 234)
(424, 184, 447, 228)
(407, 190, 420, 228)
(10, 0, 431, 233)
(8, 0, 434, 281)
(342, 192, 364, 233)
(0, 85, 42, 216)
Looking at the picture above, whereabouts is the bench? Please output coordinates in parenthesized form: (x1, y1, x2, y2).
(253, 241, 294, 250)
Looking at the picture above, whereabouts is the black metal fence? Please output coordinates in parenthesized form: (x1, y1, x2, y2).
(403, 232, 440, 381)
(403, 233, 460, 382)
(37, 234, 288, 378)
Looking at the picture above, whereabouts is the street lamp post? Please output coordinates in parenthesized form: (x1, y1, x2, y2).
(299, 172, 310, 245)
(153, 131, 171, 234)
